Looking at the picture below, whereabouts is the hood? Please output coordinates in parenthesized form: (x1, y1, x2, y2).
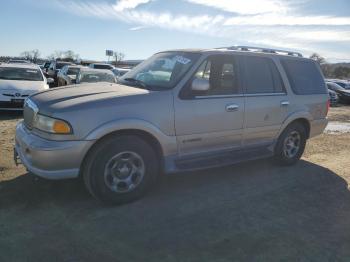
(67, 74, 77, 80)
(339, 88, 350, 94)
(0, 79, 47, 94)
(30, 82, 150, 115)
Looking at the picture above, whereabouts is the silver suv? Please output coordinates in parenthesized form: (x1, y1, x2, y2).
(15, 46, 329, 204)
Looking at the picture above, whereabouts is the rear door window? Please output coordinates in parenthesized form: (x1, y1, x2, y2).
(280, 59, 326, 95)
(241, 56, 285, 94)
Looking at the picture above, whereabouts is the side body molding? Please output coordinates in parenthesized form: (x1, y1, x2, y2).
(84, 118, 178, 157)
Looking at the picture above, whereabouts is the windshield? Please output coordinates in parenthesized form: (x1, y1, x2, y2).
(119, 52, 200, 90)
(57, 63, 71, 69)
(79, 72, 116, 83)
(0, 67, 43, 81)
(67, 67, 80, 75)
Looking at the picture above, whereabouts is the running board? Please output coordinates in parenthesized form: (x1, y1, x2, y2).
(175, 147, 273, 172)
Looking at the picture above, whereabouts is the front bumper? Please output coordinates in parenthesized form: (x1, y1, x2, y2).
(15, 121, 95, 180)
(0, 95, 25, 110)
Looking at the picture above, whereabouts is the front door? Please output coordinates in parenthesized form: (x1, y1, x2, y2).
(174, 54, 245, 157)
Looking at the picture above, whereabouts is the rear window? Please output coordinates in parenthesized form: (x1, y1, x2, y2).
(56, 63, 71, 69)
(94, 64, 113, 70)
(79, 72, 116, 83)
(281, 59, 326, 95)
(242, 56, 285, 94)
(67, 67, 80, 75)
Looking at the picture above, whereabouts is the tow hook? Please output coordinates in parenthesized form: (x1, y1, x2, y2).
(13, 148, 22, 166)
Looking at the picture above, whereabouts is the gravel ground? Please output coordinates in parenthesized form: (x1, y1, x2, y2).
(0, 106, 350, 262)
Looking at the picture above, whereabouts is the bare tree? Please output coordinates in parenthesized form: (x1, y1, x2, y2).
(47, 51, 63, 60)
(334, 66, 350, 79)
(20, 51, 32, 61)
(114, 51, 125, 66)
(31, 49, 40, 63)
(47, 50, 79, 61)
(20, 49, 41, 62)
(309, 53, 326, 65)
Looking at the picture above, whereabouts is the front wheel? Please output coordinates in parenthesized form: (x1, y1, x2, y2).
(83, 135, 159, 205)
(274, 122, 307, 166)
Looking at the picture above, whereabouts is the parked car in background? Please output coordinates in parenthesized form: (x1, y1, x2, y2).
(326, 81, 350, 103)
(47, 61, 75, 85)
(57, 65, 85, 86)
(0, 64, 52, 110)
(40, 61, 51, 75)
(89, 63, 115, 70)
(8, 59, 31, 64)
(327, 88, 339, 106)
(16, 46, 328, 205)
(76, 68, 116, 84)
(112, 68, 130, 78)
(327, 79, 350, 89)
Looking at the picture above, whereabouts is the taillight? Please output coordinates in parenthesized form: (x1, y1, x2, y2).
(326, 99, 330, 115)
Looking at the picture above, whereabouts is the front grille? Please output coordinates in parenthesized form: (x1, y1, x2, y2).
(0, 101, 25, 109)
(23, 100, 38, 130)
(2, 94, 30, 98)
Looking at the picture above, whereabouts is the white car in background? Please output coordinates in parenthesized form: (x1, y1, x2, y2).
(0, 64, 52, 110)
(7, 59, 31, 64)
(89, 63, 115, 70)
(112, 67, 130, 78)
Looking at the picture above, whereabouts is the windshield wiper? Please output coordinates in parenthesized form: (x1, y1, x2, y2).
(123, 78, 148, 89)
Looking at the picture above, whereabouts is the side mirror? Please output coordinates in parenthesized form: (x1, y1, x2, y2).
(191, 78, 210, 92)
(46, 78, 54, 84)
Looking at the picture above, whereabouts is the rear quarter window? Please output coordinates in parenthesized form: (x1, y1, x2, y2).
(281, 59, 326, 95)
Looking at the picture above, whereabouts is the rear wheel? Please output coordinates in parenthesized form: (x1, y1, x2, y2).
(83, 135, 159, 205)
(274, 122, 307, 166)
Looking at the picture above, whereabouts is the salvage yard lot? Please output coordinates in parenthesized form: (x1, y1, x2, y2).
(1, 106, 350, 261)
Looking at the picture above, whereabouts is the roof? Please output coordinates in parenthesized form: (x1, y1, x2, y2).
(8, 59, 31, 63)
(114, 67, 130, 71)
(0, 63, 41, 70)
(90, 63, 113, 66)
(55, 61, 74, 65)
(64, 65, 86, 69)
(80, 68, 114, 74)
(160, 46, 305, 59)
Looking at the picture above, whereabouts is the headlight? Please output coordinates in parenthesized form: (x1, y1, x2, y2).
(33, 114, 72, 134)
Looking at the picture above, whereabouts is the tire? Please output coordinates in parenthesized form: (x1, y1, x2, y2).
(274, 122, 307, 166)
(83, 135, 159, 205)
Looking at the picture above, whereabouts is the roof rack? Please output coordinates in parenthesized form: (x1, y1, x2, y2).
(217, 45, 303, 57)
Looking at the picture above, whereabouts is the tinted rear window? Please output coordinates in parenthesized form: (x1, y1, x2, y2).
(242, 56, 285, 94)
(67, 67, 80, 75)
(94, 64, 113, 69)
(281, 59, 326, 95)
(57, 63, 71, 69)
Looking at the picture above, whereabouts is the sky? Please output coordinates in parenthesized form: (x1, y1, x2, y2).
(1, 0, 350, 63)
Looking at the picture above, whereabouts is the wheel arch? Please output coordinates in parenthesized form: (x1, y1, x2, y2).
(80, 128, 168, 177)
(278, 112, 312, 140)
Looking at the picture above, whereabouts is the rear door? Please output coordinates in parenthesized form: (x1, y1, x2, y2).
(240, 55, 290, 147)
(175, 54, 245, 156)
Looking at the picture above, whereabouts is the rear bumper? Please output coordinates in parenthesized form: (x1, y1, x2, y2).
(15, 121, 95, 180)
(309, 118, 328, 138)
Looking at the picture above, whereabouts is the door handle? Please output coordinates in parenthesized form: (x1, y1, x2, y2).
(281, 101, 290, 106)
(226, 104, 239, 112)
